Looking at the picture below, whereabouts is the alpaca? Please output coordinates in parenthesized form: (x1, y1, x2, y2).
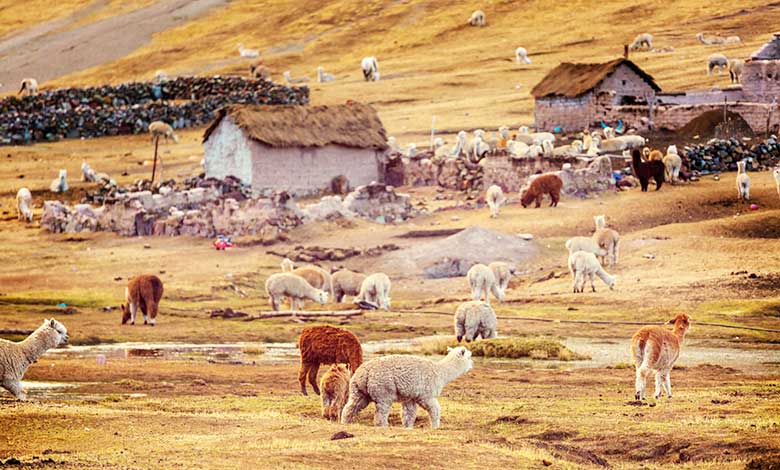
(729, 59, 744, 84)
(542, 140, 554, 157)
(592, 215, 620, 266)
(632, 313, 690, 400)
(603, 127, 616, 139)
(587, 135, 601, 156)
(280, 258, 295, 272)
(341, 346, 473, 428)
(774, 168, 780, 201)
(149, 121, 179, 143)
(454, 301, 497, 342)
(643, 147, 663, 161)
(361, 57, 380, 81)
(467, 264, 504, 305)
(121, 274, 164, 326)
(317, 66, 336, 83)
(249, 61, 270, 79)
(516, 126, 555, 146)
(515, 47, 531, 64)
(332, 269, 366, 303)
(568, 251, 616, 293)
(600, 135, 646, 153)
(663, 145, 682, 184)
(485, 185, 505, 218)
(0, 319, 68, 400)
(265, 273, 328, 311)
(631, 149, 664, 191)
(283, 71, 310, 84)
(81, 161, 97, 182)
(238, 43, 260, 58)
(707, 53, 728, 76)
(553, 140, 583, 156)
(49, 169, 68, 193)
(354, 273, 391, 310)
(298, 325, 362, 396)
(565, 236, 607, 260)
(521, 174, 563, 208)
(18, 78, 38, 97)
(293, 265, 335, 300)
(320, 364, 352, 421)
(630, 33, 653, 51)
(468, 10, 486, 27)
(736, 160, 750, 201)
(16, 188, 33, 222)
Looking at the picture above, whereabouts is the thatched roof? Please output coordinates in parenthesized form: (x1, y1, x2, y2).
(751, 32, 780, 60)
(530, 58, 661, 99)
(203, 103, 388, 150)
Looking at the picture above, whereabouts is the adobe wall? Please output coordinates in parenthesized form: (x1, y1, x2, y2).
(597, 65, 657, 105)
(741, 60, 780, 102)
(534, 94, 595, 132)
(602, 103, 775, 133)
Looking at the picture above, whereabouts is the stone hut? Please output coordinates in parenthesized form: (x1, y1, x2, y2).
(742, 32, 780, 103)
(203, 103, 388, 195)
(531, 58, 661, 132)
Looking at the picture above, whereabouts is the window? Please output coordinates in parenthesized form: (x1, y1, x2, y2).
(622, 80, 626, 86)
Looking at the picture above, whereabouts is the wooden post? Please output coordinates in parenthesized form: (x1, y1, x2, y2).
(767, 98, 777, 139)
(430, 116, 437, 151)
(151, 136, 159, 184)
(623, 44, 629, 59)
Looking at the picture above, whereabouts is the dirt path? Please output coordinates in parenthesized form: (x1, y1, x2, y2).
(0, 0, 228, 93)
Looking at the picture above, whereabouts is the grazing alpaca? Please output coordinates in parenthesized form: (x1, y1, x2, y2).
(729, 59, 744, 83)
(0, 319, 68, 400)
(265, 272, 328, 311)
(298, 325, 362, 396)
(663, 145, 682, 184)
(568, 251, 616, 293)
(332, 269, 366, 303)
(50, 169, 68, 193)
(631, 149, 664, 191)
(16, 188, 33, 222)
(320, 364, 352, 421)
(467, 263, 504, 305)
(149, 121, 179, 143)
(736, 160, 750, 201)
(632, 313, 690, 400)
(468, 10, 486, 27)
(515, 47, 531, 64)
(485, 185, 505, 218)
(121, 275, 164, 326)
(774, 168, 780, 201)
(454, 301, 497, 342)
(18, 78, 38, 97)
(237, 43, 260, 58)
(354, 273, 391, 311)
(521, 174, 563, 208)
(361, 57, 380, 81)
(707, 53, 728, 75)
(630, 33, 653, 51)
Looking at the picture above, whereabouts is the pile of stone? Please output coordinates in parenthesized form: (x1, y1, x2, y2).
(269, 243, 400, 263)
(403, 152, 484, 195)
(302, 182, 417, 224)
(0, 76, 308, 145)
(684, 136, 780, 173)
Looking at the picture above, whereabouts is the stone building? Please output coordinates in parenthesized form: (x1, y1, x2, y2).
(203, 103, 388, 195)
(742, 32, 780, 103)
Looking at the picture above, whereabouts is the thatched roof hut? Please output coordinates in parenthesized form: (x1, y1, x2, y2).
(531, 58, 660, 99)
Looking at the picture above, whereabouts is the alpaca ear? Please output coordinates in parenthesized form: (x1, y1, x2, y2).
(668, 318, 676, 325)
(50, 319, 56, 328)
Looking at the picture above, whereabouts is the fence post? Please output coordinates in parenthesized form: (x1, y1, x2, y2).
(151, 136, 159, 184)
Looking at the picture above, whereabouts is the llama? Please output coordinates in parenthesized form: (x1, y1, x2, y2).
(467, 264, 504, 305)
(341, 346, 473, 428)
(298, 325, 362, 396)
(454, 301, 497, 342)
(707, 53, 729, 76)
(515, 47, 531, 64)
(49, 169, 68, 193)
(265, 273, 328, 311)
(521, 174, 563, 208)
(121, 274, 164, 326)
(729, 59, 744, 83)
(149, 121, 179, 143)
(283, 71, 310, 84)
(485, 185, 505, 218)
(320, 364, 352, 421)
(468, 10, 486, 27)
(631, 148, 664, 191)
(354, 273, 391, 310)
(238, 43, 260, 58)
(0, 319, 68, 400)
(317, 66, 336, 83)
(632, 313, 691, 400)
(736, 160, 750, 201)
(16, 188, 33, 222)
(18, 78, 38, 97)
(569, 251, 616, 293)
(663, 145, 682, 184)
(630, 33, 653, 51)
(361, 57, 380, 81)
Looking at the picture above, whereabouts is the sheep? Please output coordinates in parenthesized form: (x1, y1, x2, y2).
(283, 71, 310, 84)
(485, 185, 505, 218)
(468, 10, 486, 27)
(488, 261, 515, 294)
(292, 266, 335, 300)
(774, 168, 780, 201)
(320, 364, 352, 420)
(355, 273, 391, 310)
(280, 258, 295, 272)
(629, 33, 653, 51)
(50, 169, 68, 193)
(729, 58, 744, 83)
(565, 236, 607, 260)
(736, 160, 750, 201)
(568, 251, 616, 293)
(554, 140, 583, 156)
(515, 47, 531, 64)
(18, 78, 38, 97)
(341, 346, 473, 428)
(332, 269, 366, 303)
(0, 319, 68, 400)
(238, 43, 260, 58)
(663, 145, 682, 184)
(632, 313, 691, 400)
(298, 325, 362, 396)
(121, 274, 164, 326)
(454, 301, 497, 342)
(265, 272, 328, 311)
(707, 53, 729, 76)
(149, 121, 179, 144)
(16, 188, 33, 222)
(467, 263, 504, 305)
(317, 66, 336, 83)
(361, 57, 380, 81)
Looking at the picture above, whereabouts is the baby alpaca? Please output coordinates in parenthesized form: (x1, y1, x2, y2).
(467, 264, 504, 305)
(298, 325, 362, 396)
(16, 188, 33, 222)
(121, 274, 164, 326)
(736, 160, 750, 201)
(265, 273, 328, 311)
(0, 319, 68, 400)
(341, 346, 473, 428)
(485, 185, 505, 218)
(320, 364, 352, 421)
(355, 273, 391, 310)
(521, 174, 563, 208)
(50, 169, 68, 193)
(632, 313, 690, 400)
(468, 10, 486, 26)
(568, 251, 616, 293)
(454, 301, 497, 342)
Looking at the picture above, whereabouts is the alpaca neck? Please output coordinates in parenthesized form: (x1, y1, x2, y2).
(595, 266, 613, 286)
(435, 355, 468, 391)
(19, 327, 58, 367)
(673, 327, 688, 344)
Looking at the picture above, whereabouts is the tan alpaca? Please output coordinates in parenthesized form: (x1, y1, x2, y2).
(632, 313, 691, 400)
(320, 364, 352, 421)
(0, 319, 68, 400)
(121, 275, 164, 326)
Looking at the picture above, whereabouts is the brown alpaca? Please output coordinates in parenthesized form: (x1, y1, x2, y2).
(632, 148, 665, 192)
(297, 326, 362, 396)
(121, 275, 164, 326)
(521, 174, 563, 208)
(632, 313, 691, 400)
(320, 364, 352, 421)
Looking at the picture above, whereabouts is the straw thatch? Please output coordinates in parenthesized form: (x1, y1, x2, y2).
(531, 58, 660, 99)
(203, 103, 388, 150)
(751, 32, 780, 60)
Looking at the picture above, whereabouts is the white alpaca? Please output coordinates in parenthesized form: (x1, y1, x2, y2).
(663, 145, 682, 184)
(18, 78, 38, 97)
(454, 301, 497, 342)
(471, 136, 490, 160)
(149, 121, 179, 143)
(388, 136, 402, 154)
(80, 161, 97, 182)
(599, 135, 646, 153)
(355, 273, 391, 311)
(603, 127, 616, 139)
(506, 139, 530, 157)
(468, 10, 486, 26)
(515, 47, 531, 64)
(280, 258, 294, 272)
(542, 140, 554, 157)
(707, 53, 729, 76)
(467, 263, 504, 305)
(516, 126, 555, 146)
(485, 185, 505, 218)
(736, 160, 750, 201)
(317, 66, 336, 83)
(361, 57, 380, 81)
(568, 251, 616, 293)
(565, 236, 607, 259)
(16, 188, 33, 222)
(632, 314, 690, 400)
(283, 71, 310, 84)
(50, 169, 68, 193)
(238, 43, 260, 58)
(0, 319, 68, 400)
(774, 168, 780, 201)
(341, 346, 473, 428)
(587, 136, 601, 156)
(697, 33, 741, 45)
(553, 140, 583, 156)
(729, 59, 744, 83)
(488, 261, 515, 294)
(265, 273, 328, 311)
(629, 33, 653, 51)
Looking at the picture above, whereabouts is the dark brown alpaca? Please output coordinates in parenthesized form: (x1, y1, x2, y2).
(632, 148, 665, 191)
(521, 174, 563, 208)
(297, 326, 362, 396)
(121, 275, 164, 326)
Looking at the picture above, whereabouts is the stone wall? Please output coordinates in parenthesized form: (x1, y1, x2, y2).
(600, 102, 775, 133)
(481, 154, 594, 193)
(534, 94, 595, 132)
(742, 60, 780, 102)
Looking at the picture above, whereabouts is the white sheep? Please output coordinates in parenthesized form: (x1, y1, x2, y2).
(467, 263, 504, 305)
(283, 71, 310, 84)
(485, 185, 505, 218)
(341, 346, 473, 428)
(361, 57, 380, 81)
(515, 47, 531, 64)
(149, 121, 179, 143)
(0, 319, 68, 400)
(663, 145, 682, 184)
(468, 10, 486, 27)
(280, 258, 294, 272)
(317, 66, 336, 83)
(18, 78, 38, 97)
(707, 53, 729, 76)
(736, 160, 750, 201)
(50, 169, 68, 193)
(454, 301, 497, 342)
(568, 251, 616, 293)
(630, 33, 653, 51)
(265, 273, 328, 311)
(489, 261, 515, 294)
(565, 236, 607, 259)
(355, 273, 391, 310)
(16, 188, 33, 222)
(553, 140, 583, 156)
(238, 43, 260, 58)
(729, 58, 744, 83)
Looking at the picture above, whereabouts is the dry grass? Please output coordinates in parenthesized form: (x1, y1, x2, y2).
(412, 337, 589, 360)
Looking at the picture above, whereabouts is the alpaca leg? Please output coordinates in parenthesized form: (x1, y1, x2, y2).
(341, 390, 370, 423)
(550, 190, 559, 207)
(654, 371, 664, 399)
(129, 302, 138, 325)
(613, 241, 619, 266)
(663, 370, 672, 398)
(455, 320, 466, 342)
(2, 379, 27, 401)
(374, 400, 392, 427)
(402, 401, 418, 428)
(589, 273, 596, 292)
(148, 301, 158, 326)
(655, 174, 663, 191)
(140, 299, 148, 325)
(307, 363, 321, 395)
(298, 362, 310, 396)
(419, 398, 442, 428)
(482, 283, 490, 306)
(635, 365, 648, 400)
(535, 194, 542, 208)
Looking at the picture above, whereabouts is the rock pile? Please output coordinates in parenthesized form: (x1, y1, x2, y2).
(0, 76, 308, 145)
(302, 182, 417, 224)
(269, 244, 400, 263)
(684, 136, 780, 173)
(403, 152, 484, 195)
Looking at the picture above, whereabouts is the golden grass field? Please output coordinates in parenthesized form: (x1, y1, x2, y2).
(1, 1, 780, 469)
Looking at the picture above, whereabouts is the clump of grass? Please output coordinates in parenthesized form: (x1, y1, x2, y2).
(70, 336, 115, 346)
(418, 337, 589, 360)
(608, 362, 634, 369)
(242, 345, 266, 356)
